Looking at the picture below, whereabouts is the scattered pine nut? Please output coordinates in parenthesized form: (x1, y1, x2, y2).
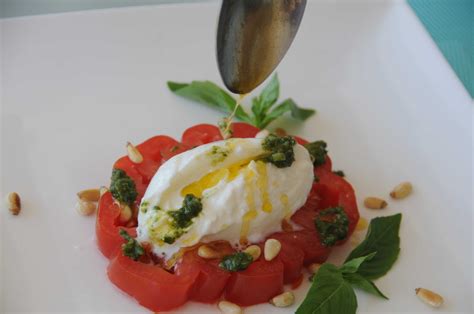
(118, 204, 132, 223)
(198, 244, 225, 259)
(275, 128, 287, 137)
(7, 192, 21, 215)
(75, 199, 96, 216)
(355, 217, 368, 231)
(390, 182, 413, 199)
(415, 288, 444, 308)
(270, 291, 295, 307)
(308, 263, 321, 274)
(218, 300, 242, 314)
(364, 197, 387, 209)
(255, 129, 270, 139)
(77, 188, 100, 202)
(264, 239, 281, 261)
(99, 186, 108, 197)
(126, 142, 143, 164)
(244, 245, 261, 261)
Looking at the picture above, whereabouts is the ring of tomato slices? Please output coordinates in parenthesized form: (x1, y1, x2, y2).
(96, 122, 359, 311)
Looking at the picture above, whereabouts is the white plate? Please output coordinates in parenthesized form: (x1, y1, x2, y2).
(1, 0, 472, 313)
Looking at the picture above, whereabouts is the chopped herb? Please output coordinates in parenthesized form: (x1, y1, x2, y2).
(207, 145, 231, 165)
(119, 229, 144, 261)
(110, 169, 138, 205)
(168, 194, 203, 229)
(261, 134, 296, 168)
(315, 206, 349, 247)
(304, 141, 328, 167)
(153, 205, 161, 211)
(218, 117, 233, 139)
(170, 145, 180, 152)
(140, 201, 149, 213)
(333, 170, 345, 177)
(219, 252, 253, 272)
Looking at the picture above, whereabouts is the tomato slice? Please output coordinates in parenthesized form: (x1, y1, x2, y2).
(175, 242, 235, 303)
(277, 241, 305, 284)
(96, 191, 136, 259)
(225, 258, 284, 306)
(108, 253, 198, 312)
(231, 122, 260, 138)
(271, 229, 331, 265)
(315, 168, 359, 235)
(181, 124, 223, 147)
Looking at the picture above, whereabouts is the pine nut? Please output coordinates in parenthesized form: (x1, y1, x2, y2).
(255, 129, 270, 139)
(77, 188, 100, 202)
(275, 128, 287, 137)
(270, 291, 295, 307)
(264, 239, 281, 261)
(218, 300, 242, 314)
(75, 199, 96, 216)
(364, 197, 387, 209)
(355, 217, 368, 231)
(118, 204, 132, 223)
(7, 192, 21, 215)
(415, 288, 444, 308)
(308, 263, 321, 274)
(198, 244, 225, 259)
(126, 142, 143, 164)
(99, 186, 108, 197)
(244, 245, 261, 261)
(390, 182, 413, 199)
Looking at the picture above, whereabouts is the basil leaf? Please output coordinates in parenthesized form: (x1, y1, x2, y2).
(251, 74, 280, 123)
(167, 81, 252, 123)
(339, 252, 377, 274)
(296, 264, 357, 314)
(344, 273, 389, 300)
(261, 98, 315, 128)
(345, 214, 402, 279)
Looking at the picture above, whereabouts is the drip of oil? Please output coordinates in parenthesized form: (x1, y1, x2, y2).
(280, 194, 291, 220)
(181, 158, 253, 197)
(240, 168, 257, 245)
(256, 161, 272, 213)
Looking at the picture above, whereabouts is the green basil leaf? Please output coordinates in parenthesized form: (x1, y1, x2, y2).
(167, 81, 252, 123)
(343, 272, 389, 300)
(296, 264, 357, 314)
(260, 98, 315, 128)
(251, 74, 280, 119)
(345, 214, 402, 279)
(339, 252, 377, 274)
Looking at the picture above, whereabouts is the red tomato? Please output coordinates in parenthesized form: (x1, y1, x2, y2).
(277, 242, 305, 284)
(175, 242, 235, 303)
(108, 252, 198, 312)
(271, 230, 331, 265)
(293, 135, 309, 145)
(314, 168, 359, 235)
(181, 124, 223, 147)
(231, 122, 260, 138)
(225, 258, 284, 306)
(96, 191, 136, 259)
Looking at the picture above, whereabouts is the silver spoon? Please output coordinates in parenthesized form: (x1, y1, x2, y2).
(217, 0, 307, 94)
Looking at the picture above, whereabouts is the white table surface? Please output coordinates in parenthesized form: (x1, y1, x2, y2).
(1, 0, 473, 313)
